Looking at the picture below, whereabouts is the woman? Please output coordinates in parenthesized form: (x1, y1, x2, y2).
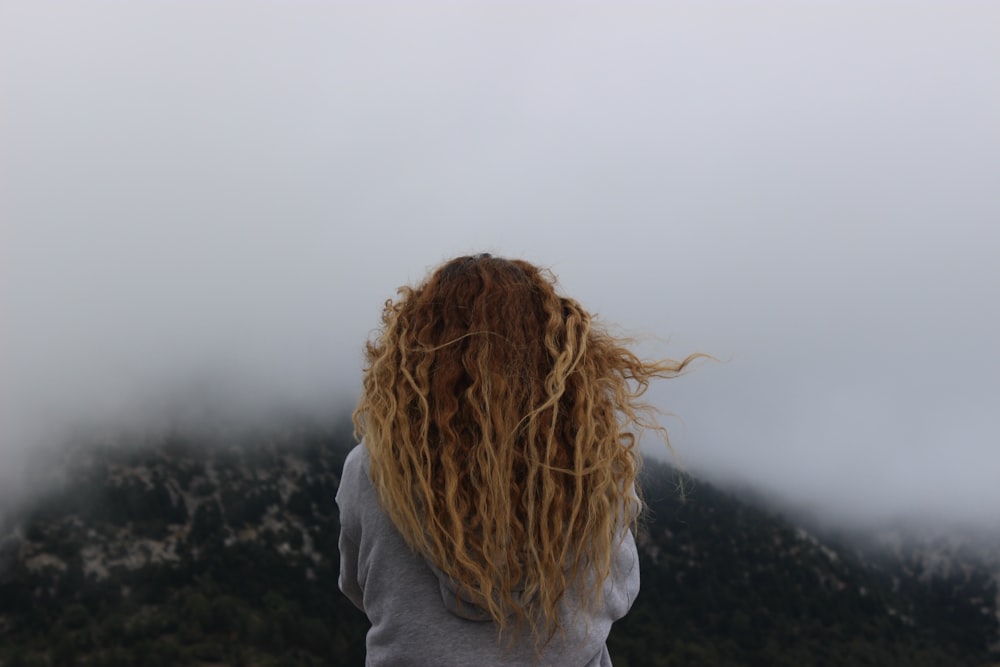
(338, 254, 697, 665)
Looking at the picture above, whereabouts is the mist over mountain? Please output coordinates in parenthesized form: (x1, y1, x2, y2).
(1, 417, 996, 666)
(5, 0, 1000, 546)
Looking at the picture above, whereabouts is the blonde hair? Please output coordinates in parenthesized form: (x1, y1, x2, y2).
(354, 254, 698, 645)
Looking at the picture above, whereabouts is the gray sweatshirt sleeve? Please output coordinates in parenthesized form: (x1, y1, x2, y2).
(336, 446, 366, 611)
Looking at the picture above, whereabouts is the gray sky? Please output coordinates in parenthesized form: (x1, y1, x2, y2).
(3, 1, 998, 530)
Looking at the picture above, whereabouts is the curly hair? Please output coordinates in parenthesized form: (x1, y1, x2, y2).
(354, 254, 698, 646)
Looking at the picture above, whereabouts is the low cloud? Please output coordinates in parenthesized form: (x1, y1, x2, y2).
(3, 1, 999, 533)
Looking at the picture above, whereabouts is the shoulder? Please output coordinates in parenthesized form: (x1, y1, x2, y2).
(344, 441, 370, 472)
(336, 443, 371, 503)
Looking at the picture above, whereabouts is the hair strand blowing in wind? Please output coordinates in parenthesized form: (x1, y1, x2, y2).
(354, 254, 702, 647)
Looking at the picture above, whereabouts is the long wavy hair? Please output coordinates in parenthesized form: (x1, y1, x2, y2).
(354, 254, 698, 645)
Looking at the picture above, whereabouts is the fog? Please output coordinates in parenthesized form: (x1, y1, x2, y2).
(3, 2, 998, 531)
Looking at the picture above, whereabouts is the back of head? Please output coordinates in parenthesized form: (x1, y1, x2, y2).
(355, 254, 692, 644)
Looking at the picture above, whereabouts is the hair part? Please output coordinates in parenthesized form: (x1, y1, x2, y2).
(354, 254, 701, 647)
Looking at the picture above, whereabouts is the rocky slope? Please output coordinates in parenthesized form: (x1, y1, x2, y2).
(0, 423, 997, 666)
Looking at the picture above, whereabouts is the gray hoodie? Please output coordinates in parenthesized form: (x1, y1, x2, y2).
(336, 444, 640, 666)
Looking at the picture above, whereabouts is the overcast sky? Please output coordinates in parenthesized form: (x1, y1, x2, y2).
(2, 1, 998, 531)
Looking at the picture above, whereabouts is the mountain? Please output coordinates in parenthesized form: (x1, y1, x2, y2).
(613, 463, 1000, 666)
(0, 423, 997, 666)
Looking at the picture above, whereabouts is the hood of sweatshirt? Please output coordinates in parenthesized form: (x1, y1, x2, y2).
(429, 561, 522, 622)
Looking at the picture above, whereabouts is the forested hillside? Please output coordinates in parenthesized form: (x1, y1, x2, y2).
(0, 423, 996, 666)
